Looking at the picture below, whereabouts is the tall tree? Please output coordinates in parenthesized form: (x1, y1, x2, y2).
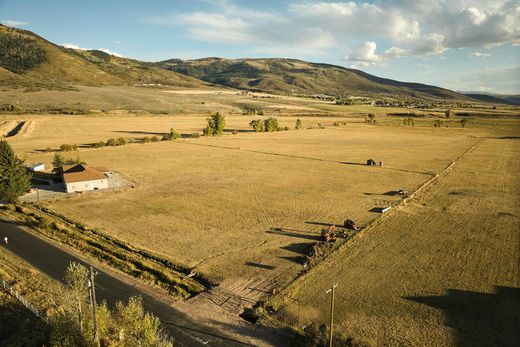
(0, 140, 31, 203)
(52, 153, 65, 174)
(203, 112, 225, 136)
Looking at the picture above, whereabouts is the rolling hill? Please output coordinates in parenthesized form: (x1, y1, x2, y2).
(0, 24, 209, 89)
(1, 24, 479, 102)
(160, 57, 475, 101)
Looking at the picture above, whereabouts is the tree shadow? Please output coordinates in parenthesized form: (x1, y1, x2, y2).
(305, 221, 334, 227)
(383, 191, 399, 196)
(278, 256, 305, 265)
(244, 261, 275, 270)
(266, 228, 320, 241)
(281, 242, 313, 255)
(406, 286, 520, 347)
(112, 130, 166, 135)
(223, 129, 255, 133)
(340, 161, 367, 166)
(369, 207, 385, 213)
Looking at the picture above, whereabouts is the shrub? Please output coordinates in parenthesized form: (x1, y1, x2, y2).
(162, 128, 181, 141)
(295, 118, 302, 129)
(191, 132, 200, 138)
(106, 138, 117, 146)
(59, 144, 77, 152)
(232, 130, 238, 135)
(283, 126, 289, 131)
(151, 136, 160, 142)
(249, 119, 264, 132)
(93, 141, 105, 148)
(366, 113, 376, 123)
(116, 137, 128, 146)
(333, 122, 340, 126)
(142, 136, 151, 143)
(264, 117, 279, 132)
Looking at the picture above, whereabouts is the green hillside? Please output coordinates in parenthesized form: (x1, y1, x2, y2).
(161, 57, 474, 101)
(0, 24, 208, 89)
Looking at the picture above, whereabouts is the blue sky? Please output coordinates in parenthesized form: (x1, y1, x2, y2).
(1, 0, 519, 93)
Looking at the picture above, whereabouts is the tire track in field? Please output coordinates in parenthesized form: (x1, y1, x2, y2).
(178, 141, 432, 176)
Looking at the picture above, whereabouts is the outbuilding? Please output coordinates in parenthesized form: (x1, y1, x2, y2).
(62, 164, 109, 193)
(28, 163, 45, 172)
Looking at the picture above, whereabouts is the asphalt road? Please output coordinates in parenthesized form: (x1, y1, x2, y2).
(0, 218, 256, 347)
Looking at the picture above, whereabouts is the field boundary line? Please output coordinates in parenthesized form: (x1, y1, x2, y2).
(179, 141, 432, 175)
(270, 136, 486, 303)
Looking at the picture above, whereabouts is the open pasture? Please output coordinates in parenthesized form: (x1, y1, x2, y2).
(271, 137, 520, 346)
(8, 117, 490, 288)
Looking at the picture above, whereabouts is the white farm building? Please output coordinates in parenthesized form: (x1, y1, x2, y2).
(62, 164, 110, 193)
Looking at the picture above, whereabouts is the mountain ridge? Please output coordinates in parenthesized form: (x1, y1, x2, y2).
(0, 24, 480, 102)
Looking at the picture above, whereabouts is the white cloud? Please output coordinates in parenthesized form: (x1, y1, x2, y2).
(343, 41, 382, 63)
(98, 48, 123, 57)
(147, 1, 520, 61)
(1, 19, 29, 27)
(62, 44, 123, 57)
(63, 43, 86, 50)
(469, 52, 491, 58)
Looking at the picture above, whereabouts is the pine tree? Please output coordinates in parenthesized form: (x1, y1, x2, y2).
(0, 140, 31, 203)
(52, 153, 65, 174)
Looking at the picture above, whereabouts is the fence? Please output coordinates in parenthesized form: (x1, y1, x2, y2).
(0, 277, 48, 324)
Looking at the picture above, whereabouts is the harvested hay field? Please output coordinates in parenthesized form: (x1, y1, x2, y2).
(7, 114, 346, 154)
(16, 121, 483, 288)
(271, 137, 520, 346)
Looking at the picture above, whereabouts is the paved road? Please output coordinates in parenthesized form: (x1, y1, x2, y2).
(0, 219, 256, 347)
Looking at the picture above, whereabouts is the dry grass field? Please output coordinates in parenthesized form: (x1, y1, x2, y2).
(3, 99, 519, 344)
(7, 118, 487, 287)
(271, 137, 520, 346)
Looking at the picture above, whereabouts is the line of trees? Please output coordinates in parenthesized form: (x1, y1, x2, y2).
(248, 117, 286, 132)
(50, 262, 173, 346)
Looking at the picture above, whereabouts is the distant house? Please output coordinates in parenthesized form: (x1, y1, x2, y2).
(28, 163, 45, 172)
(62, 164, 110, 193)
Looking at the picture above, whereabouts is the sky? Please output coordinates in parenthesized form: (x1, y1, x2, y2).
(1, 0, 519, 94)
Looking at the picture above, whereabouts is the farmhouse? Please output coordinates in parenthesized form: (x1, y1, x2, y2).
(62, 164, 110, 193)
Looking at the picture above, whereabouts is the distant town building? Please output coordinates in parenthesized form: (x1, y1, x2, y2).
(62, 164, 110, 193)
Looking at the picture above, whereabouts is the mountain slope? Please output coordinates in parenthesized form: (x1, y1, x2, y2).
(160, 58, 475, 101)
(0, 24, 208, 89)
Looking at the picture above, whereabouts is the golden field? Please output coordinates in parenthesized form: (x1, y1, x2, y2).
(271, 137, 520, 346)
(3, 98, 519, 345)
(6, 114, 498, 284)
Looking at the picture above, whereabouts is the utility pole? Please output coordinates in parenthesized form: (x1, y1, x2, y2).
(36, 188, 42, 218)
(89, 266, 99, 346)
(326, 283, 338, 347)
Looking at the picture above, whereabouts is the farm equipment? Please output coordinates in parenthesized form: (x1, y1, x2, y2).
(343, 219, 358, 230)
(321, 225, 336, 242)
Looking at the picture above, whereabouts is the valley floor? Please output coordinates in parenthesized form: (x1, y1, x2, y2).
(273, 137, 520, 346)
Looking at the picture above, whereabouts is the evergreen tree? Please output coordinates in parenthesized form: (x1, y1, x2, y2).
(0, 140, 31, 203)
(52, 153, 65, 174)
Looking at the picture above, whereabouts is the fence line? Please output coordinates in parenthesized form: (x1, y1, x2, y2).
(0, 277, 48, 324)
